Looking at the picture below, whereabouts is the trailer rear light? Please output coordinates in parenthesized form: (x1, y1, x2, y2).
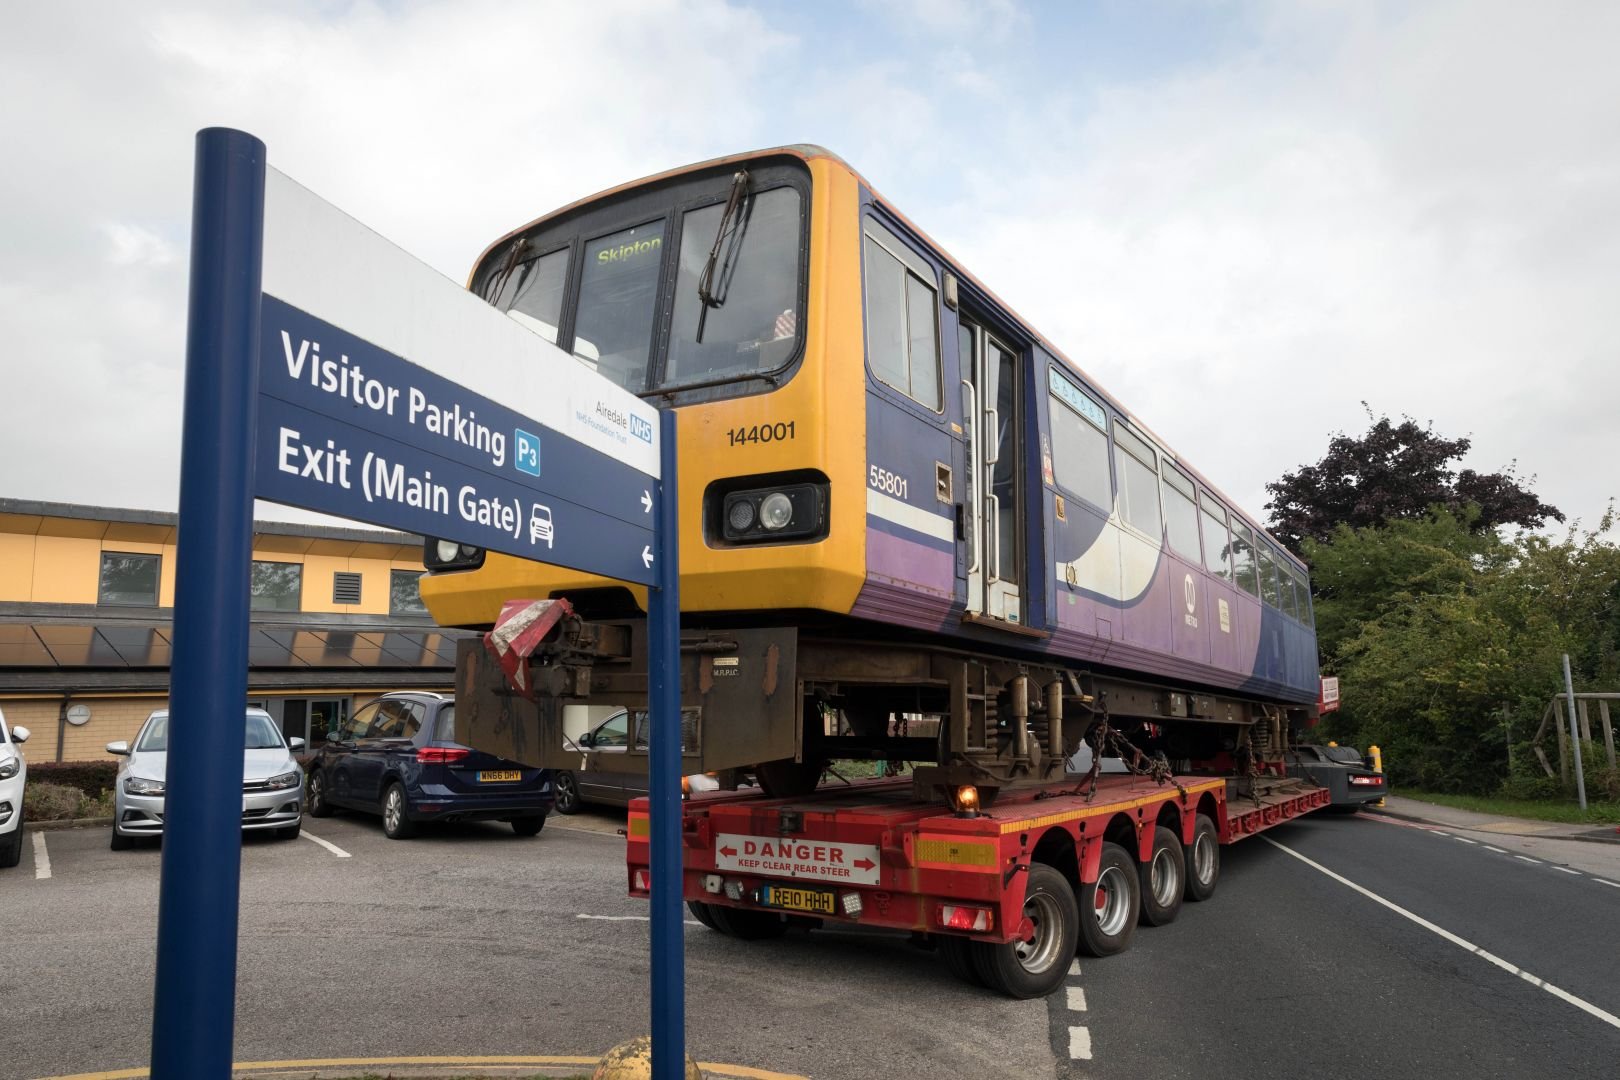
(724, 880, 746, 901)
(632, 868, 651, 892)
(1348, 775, 1384, 786)
(703, 874, 723, 894)
(840, 891, 863, 918)
(938, 904, 993, 932)
(417, 746, 471, 764)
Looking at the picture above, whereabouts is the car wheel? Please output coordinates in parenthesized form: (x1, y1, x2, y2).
(969, 862, 1080, 998)
(1138, 826, 1185, 927)
(1078, 842, 1139, 958)
(306, 769, 333, 818)
(277, 820, 302, 841)
(511, 815, 545, 837)
(1184, 813, 1220, 902)
(1, 815, 23, 869)
(553, 772, 581, 815)
(708, 904, 788, 940)
(381, 781, 418, 839)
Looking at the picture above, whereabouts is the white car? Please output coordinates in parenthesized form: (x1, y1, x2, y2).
(107, 708, 305, 850)
(0, 706, 31, 870)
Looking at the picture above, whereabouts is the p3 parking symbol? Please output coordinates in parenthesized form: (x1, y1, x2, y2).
(513, 429, 541, 477)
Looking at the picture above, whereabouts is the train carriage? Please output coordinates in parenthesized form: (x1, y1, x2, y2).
(425, 145, 1319, 798)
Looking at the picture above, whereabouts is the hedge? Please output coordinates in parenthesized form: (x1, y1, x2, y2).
(26, 760, 119, 798)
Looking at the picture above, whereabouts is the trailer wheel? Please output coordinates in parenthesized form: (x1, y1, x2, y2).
(709, 904, 789, 940)
(1138, 826, 1185, 926)
(1185, 813, 1220, 902)
(969, 863, 1079, 999)
(937, 935, 984, 987)
(687, 901, 722, 932)
(1078, 842, 1139, 957)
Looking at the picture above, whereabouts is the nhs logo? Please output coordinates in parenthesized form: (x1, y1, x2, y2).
(629, 414, 654, 445)
(513, 429, 541, 477)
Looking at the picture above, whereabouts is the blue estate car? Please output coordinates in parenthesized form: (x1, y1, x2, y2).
(305, 692, 552, 838)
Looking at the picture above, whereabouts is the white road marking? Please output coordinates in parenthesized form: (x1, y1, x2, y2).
(577, 913, 703, 926)
(1066, 986, 1087, 1012)
(1264, 836, 1620, 1033)
(1454, 837, 1478, 845)
(1069, 959, 1082, 976)
(1514, 855, 1541, 864)
(32, 832, 51, 879)
(1068, 1025, 1093, 1060)
(1483, 845, 1509, 853)
(1596, 878, 1620, 889)
(1553, 867, 1581, 875)
(299, 831, 351, 858)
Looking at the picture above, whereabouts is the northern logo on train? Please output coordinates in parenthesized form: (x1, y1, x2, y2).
(1183, 574, 1199, 629)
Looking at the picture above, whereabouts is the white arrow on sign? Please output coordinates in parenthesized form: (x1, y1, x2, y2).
(641, 490, 653, 513)
(641, 546, 654, 568)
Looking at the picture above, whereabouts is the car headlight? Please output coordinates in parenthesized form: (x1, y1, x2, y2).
(125, 776, 165, 796)
(266, 770, 303, 791)
(0, 758, 18, 781)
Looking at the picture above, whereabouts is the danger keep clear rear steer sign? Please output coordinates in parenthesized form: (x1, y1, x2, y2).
(714, 833, 881, 887)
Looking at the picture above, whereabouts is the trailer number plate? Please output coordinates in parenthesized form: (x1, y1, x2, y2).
(759, 884, 836, 915)
(715, 832, 881, 886)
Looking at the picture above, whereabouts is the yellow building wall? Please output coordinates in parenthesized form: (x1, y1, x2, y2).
(28, 537, 101, 604)
(0, 534, 35, 601)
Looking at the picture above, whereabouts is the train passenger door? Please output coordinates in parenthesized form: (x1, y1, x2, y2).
(958, 317, 1024, 624)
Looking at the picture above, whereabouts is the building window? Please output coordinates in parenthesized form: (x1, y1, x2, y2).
(332, 571, 363, 605)
(390, 570, 428, 616)
(99, 552, 161, 607)
(249, 561, 303, 611)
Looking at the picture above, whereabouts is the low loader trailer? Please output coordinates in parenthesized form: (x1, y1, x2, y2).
(627, 770, 1329, 998)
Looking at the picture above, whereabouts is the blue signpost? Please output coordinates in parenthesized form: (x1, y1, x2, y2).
(158, 128, 685, 1079)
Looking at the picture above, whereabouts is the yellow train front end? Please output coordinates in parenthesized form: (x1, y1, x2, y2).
(420, 149, 868, 630)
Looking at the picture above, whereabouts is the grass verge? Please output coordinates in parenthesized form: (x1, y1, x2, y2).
(1399, 790, 1620, 826)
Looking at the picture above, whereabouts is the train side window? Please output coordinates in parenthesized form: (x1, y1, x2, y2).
(1294, 568, 1313, 622)
(1232, 522, 1260, 597)
(1047, 369, 1111, 510)
(1161, 463, 1201, 562)
(1276, 555, 1298, 618)
(1256, 545, 1282, 608)
(1112, 424, 1162, 539)
(863, 220, 941, 411)
(1200, 496, 1232, 580)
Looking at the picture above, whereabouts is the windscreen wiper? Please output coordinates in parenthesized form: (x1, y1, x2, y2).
(695, 169, 750, 343)
(482, 236, 530, 305)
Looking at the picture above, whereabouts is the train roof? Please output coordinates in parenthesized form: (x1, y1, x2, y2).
(472, 145, 1306, 573)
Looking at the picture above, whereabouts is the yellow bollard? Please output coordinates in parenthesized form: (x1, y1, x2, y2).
(1368, 744, 1386, 807)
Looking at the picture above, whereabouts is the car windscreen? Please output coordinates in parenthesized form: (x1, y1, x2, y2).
(136, 715, 169, 752)
(245, 713, 285, 749)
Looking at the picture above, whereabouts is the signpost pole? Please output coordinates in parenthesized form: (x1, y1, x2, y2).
(647, 410, 684, 1080)
(150, 127, 265, 1078)
(1563, 653, 1586, 811)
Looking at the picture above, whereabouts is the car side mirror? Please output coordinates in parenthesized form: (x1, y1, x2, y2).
(577, 731, 594, 748)
(11, 725, 28, 744)
(289, 737, 306, 752)
(106, 740, 130, 756)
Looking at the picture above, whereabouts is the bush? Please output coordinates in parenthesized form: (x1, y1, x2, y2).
(27, 760, 118, 799)
(23, 782, 114, 821)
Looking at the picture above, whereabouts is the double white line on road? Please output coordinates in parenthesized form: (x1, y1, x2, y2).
(1264, 836, 1620, 1033)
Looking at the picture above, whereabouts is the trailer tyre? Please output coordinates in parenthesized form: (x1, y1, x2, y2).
(1078, 842, 1139, 957)
(937, 935, 984, 987)
(970, 863, 1079, 999)
(1138, 826, 1185, 926)
(1185, 813, 1220, 902)
(755, 757, 827, 798)
(709, 904, 789, 940)
(687, 901, 722, 932)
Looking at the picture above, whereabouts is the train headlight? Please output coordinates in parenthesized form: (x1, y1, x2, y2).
(713, 478, 828, 545)
(423, 537, 486, 572)
(759, 492, 794, 531)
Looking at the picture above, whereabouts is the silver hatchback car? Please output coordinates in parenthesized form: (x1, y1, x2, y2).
(107, 708, 305, 850)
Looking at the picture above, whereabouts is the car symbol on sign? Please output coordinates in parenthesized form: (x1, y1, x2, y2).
(530, 504, 554, 549)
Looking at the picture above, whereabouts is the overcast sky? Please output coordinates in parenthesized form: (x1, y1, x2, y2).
(3, 0, 1615, 535)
